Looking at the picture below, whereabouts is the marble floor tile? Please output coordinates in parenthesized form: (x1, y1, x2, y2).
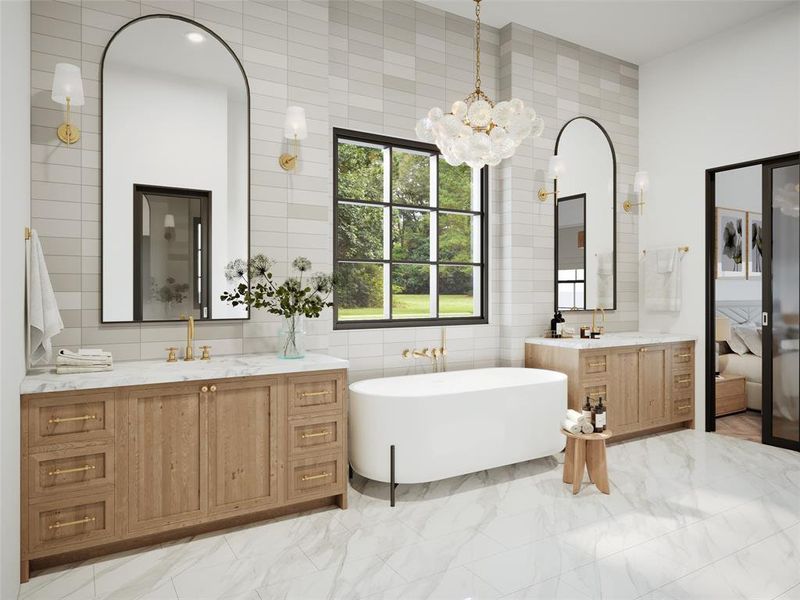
(465, 536, 593, 595)
(255, 556, 406, 600)
(18, 429, 800, 600)
(381, 527, 505, 581)
(362, 566, 502, 600)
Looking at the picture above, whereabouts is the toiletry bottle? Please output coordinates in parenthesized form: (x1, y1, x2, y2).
(555, 311, 565, 338)
(582, 397, 592, 423)
(551, 312, 560, 338)
(590, 400, 597, 432)
(595, 397, 607, 432)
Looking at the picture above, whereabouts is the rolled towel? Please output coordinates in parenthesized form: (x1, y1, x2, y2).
(580, 421, 594, 434)
(561, 418, 581, 434)
(59, 349, 112, 362)
(566, 409, 588, 426)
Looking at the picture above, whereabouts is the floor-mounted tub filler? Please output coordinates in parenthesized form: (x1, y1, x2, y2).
(349, 367, 567, 505)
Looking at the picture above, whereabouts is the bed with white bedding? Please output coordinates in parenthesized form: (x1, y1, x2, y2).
(716, 301, 762, 411)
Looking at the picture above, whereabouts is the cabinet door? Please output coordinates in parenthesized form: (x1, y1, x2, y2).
(128, 385, 207, 533)
(614, 349, 641, 432)
(208, 379, 279, 514)
(640, 345, 669, 424)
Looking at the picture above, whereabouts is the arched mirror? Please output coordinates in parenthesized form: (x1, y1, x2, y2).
(554, 117, 616, 311)
(101, 15, 249, 323)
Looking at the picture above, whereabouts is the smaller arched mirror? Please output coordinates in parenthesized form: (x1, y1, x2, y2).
(554, 117, 616, 311)
(101, 15, 249, 323)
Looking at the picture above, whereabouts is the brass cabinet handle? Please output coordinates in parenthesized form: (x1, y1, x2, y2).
(676, 377, 691, 384)
(676, 404, 691, 410)
(201, 386, 209, 393)
(301, 472, 331, 481)
(301, 430, 330, 439)
(640, 348, 647, 353)
(48, 516, 95, 530)
(676, 353, 691, 358)
(48, 414, 96, 425)
(587, 361, 605, 368)
(48, 464, 95, 477)
(209, 385, 217, 393)
(300, 390, 328, 398)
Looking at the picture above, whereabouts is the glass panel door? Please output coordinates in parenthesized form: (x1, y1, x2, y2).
(763, 157, 800, 450)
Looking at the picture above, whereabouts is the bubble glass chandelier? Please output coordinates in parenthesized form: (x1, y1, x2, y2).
(415, 0, 544, 169)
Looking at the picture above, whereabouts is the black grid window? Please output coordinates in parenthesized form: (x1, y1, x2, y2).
(333, 129, 488, 329)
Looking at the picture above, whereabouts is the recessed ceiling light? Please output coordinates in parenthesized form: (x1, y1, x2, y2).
(185, 32, 204, 43)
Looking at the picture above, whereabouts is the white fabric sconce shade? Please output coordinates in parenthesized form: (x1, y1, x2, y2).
(634, 170, 650, 192)
(284, 106, 308, 140)
(51, 63, 85, 106)
(548, 155, 566, 180)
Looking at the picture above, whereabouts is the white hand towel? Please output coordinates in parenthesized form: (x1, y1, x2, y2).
(58, 349, 112, 362)
(28, 229, 64, 365)
(56, 365, 113, 375)
(561, 418, 581, 434)
(644, 249, 683, 312)
(656, 248, 677, 274)
(566, 409, 587, 426)
(580, 421, 594, 434)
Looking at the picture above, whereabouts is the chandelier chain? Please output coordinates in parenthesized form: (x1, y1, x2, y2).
(474, 0, 481, 92)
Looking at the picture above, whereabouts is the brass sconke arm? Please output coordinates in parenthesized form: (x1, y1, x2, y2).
(279, 135, 300, 171)
(538, 188, 557, 202)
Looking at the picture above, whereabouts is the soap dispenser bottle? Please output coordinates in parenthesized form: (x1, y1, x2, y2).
(551, 312, 560, 338)
(595, 397, 607, 432)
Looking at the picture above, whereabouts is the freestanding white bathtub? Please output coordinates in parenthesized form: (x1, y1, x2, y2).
(349, 367, 567, 489)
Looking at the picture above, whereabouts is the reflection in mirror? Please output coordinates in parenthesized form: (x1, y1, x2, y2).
(102, 16, 249, 322)
(557, 194, 586, 310)
(554, 117, 616, 311)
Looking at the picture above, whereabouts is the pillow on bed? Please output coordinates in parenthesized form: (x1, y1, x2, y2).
(728, 324, 762, 356)
(735, 324, 762, 357)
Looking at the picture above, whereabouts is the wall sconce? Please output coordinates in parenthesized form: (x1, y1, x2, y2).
(164, 214, 175, 241)
(279, 106, 308, 171)
(51, 63, 85, 145)
(624, 171, 650, 214)
(538, 155, 566, 202)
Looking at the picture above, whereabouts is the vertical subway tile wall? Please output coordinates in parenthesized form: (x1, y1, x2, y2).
(30, 0, 638, 379)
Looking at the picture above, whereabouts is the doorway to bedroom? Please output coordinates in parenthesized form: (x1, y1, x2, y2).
(705, 153, 800, 450)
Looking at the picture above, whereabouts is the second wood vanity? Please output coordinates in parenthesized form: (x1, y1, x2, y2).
(19, 354, 348, 580)
(526, 333, 696, 438)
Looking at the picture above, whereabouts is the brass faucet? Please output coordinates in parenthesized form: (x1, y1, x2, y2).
(181, 314, 195, 361)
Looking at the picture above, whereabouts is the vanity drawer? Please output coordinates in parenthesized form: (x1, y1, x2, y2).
(288, 416, 343, 457)
(287, 373, 343, 417)
(672, 396, 694, 421)
(580, 352, 610, 378)
(29, 445, 114, 499)
(672, 372, 693, 394)
(287, 454, 343, 500)
(28, 492, 114, 556)
(672, 344, 694, 370)
(579, 381, 609, 404)
(29, 392, 114, 447)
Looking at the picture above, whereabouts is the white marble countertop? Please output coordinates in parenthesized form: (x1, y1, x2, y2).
(525, 331, 696, 350)
(21, 352, 349, 395)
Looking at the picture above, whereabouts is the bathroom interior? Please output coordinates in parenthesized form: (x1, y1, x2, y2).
(0, 0, 798, 599)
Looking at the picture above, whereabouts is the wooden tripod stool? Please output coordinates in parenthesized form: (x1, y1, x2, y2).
(562, 429, 612, 495)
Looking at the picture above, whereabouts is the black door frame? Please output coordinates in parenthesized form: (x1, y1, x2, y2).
(762, 155, 800, 451)
(704, 151, 800, 438)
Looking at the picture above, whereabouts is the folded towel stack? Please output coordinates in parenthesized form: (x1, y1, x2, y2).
(56, 349, 113, 374)
(563, 409, 594, 434)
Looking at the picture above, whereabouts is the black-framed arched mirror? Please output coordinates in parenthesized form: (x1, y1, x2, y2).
(553, 116, 616, 312)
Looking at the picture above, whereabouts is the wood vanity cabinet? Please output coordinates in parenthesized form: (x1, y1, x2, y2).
(20, 369, 347, 579)
(526, 341, 695, 438)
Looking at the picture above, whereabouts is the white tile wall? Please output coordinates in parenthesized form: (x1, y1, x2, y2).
(30, 0, 638, 378)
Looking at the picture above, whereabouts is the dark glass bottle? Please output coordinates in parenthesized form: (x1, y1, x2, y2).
(595, 397, 607, 432)
(551, 312, 560, 338)
(582, 397, 592, 423)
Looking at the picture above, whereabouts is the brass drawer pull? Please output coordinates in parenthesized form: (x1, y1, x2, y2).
(300, 390, 329, 398)
(676, 377, 691, 384)
(676, 404, 691, 410)
(210, 385, 217, 393)
(201, 386, 208, 393)
(676, 353, 691, 358)
(48, 414, 97, 424)
(48, 516, 95, 530)
(301, 430, 330, 439)
(301, 471, 331, 482)
(48, 464, 95, 477)
(587, 361, 605, 368)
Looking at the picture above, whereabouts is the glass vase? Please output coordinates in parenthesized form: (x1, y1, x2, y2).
(279, 315, 305, 359)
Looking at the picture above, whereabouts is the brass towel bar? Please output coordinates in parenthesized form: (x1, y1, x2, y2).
(642, 245, 689, 255)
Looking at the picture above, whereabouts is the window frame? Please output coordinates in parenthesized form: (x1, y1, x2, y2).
(332, 128, 489, 330)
